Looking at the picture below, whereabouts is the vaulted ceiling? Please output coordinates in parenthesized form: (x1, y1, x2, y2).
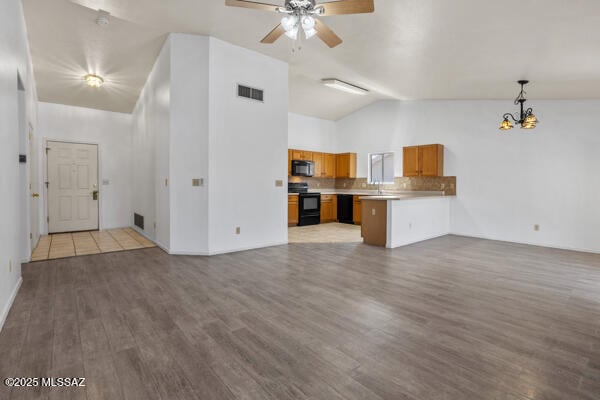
(22, 0, 600, 120)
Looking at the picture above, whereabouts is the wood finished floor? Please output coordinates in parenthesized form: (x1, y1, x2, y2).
(1, 235, 600, 400)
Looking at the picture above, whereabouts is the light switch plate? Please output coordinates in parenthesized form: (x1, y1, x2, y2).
(102, 179, 110, 185)
(192, 178, 202, 187)
(275, 180, 283, 187)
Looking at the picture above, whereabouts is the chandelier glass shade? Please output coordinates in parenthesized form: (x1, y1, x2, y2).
(499, 80, 539, 131)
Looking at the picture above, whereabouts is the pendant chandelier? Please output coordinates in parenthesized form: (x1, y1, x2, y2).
(499, 80, 539, 131)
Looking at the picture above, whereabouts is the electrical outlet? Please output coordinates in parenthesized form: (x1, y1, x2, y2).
(534, 224, 540, 231)
(441, 183, 446, 190)
(362, 183, 367, 188)
(9, 259, 12, 273)
(165, 178, 168, 187)
(153, 222, 157, 230)
(236, 227, 241, 235)
(371, 208, 376, 216)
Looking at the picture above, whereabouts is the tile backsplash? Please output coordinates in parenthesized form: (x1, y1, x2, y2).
(336, 176, 456, 195)
(290, 175, 457, 195)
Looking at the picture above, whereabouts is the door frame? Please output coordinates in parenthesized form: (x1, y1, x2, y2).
(29, 122, 39, 253)
(43, 138, 101, 234)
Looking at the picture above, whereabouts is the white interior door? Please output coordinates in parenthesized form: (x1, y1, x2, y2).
(47, 141, 99, 233)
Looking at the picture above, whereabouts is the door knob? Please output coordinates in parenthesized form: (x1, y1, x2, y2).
(92, 190, 99, 200)
(31, 193, 39, 198)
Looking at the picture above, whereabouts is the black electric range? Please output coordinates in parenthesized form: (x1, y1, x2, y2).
(288, 182, 321, 226)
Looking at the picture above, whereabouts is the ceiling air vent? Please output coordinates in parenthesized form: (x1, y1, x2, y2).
(238, 84, 264, 102)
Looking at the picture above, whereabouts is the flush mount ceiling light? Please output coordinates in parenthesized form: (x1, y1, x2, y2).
(322, 79, 369, 95)
(499, 80, 539, 131)
(84, 74, 104, 88)
(225, 0, 374, 48)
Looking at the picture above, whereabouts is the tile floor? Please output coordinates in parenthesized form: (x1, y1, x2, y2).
(288, 222, 363, 243)
(31, 227, 155, 261)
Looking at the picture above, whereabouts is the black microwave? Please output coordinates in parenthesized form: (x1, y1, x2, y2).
(291, 160, 315, 177)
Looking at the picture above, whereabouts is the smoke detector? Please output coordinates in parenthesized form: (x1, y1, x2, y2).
(96, 9, 111, 27)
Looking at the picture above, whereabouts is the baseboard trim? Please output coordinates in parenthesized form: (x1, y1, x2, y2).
(0, 277, 23, 333)
(169, 241, 288, 256)
(387, 232, 450, 249)
(449, 232, 600, 255)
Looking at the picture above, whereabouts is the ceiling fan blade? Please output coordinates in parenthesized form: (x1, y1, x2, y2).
(261, 24, 286, 43)
(225, 0, 281, 12)
(315, 19, 343, 48)
(317, 0, 374, 16)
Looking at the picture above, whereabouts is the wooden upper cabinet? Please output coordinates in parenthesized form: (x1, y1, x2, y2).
(403, 144, 444, 177)
(291, 149, 312, 161)
(336, 153, 357, 178)
(402, 146, 420, 177)
(312, 152, 324, 177)
(324, 153, 336, 178)
(420, 144, 444, 176)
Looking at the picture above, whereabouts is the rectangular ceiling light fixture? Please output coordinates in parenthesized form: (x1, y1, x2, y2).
(322, 79, 369, 95)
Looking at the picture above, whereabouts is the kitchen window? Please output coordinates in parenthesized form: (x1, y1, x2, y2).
(368, 152, 395, 184)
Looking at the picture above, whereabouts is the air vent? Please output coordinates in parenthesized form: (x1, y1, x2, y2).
(238, 84, 264, 102)
(134, 213, 144, 230)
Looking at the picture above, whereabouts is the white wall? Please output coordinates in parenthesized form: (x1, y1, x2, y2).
(132, 34, 288, 255)
(288, 112, 336, 153)
(208, 37, 289, 254)
(336, 100, 600, 253)
(169, 34, 210, 254)
(0, 0, 38, 331)
(37, 102, 132, 231)
(132, 39, 171, 248)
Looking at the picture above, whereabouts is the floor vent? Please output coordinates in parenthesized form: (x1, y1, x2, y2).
(134, 213, 144, 230)
(238, 84, 264, 102)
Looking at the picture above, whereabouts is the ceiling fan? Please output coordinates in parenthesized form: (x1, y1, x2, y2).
(225, 0, 375, 48)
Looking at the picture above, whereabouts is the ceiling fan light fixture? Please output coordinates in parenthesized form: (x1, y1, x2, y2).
(281, 15, 299, 32)
(285, 26, 299, 39)
(84, 74, 104, 88)
(322, 79, 369, 95)
(304, 28, 317, 39)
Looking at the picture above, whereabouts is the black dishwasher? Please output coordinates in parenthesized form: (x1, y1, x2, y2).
(337, 194, 354, 224)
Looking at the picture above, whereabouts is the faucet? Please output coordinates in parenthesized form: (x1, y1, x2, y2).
(376, 180, 383, 195)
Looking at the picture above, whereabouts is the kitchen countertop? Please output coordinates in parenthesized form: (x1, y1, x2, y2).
(288, 190, 448, 198)
(359, 193, 450, 201)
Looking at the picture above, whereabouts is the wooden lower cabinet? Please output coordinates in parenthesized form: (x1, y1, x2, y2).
(288, 195, 299, 226)
(361, 199, 387, 246)
(353, 195, 362, 225)
(320, 195, 337, 223)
